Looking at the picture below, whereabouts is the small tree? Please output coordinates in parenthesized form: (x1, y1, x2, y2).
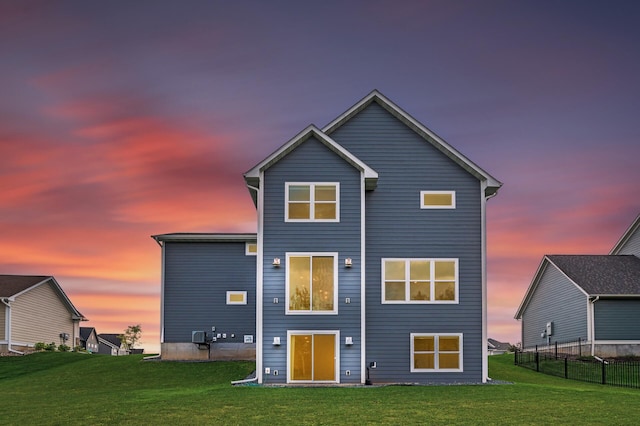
(119, 324, 142, 350)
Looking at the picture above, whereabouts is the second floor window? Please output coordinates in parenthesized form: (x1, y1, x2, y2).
(286, 183, 339, 222)
(382, 258, 458, 303)
(287, 254, 337, 314)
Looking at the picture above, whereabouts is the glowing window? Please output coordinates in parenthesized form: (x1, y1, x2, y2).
(226, 291, 247, 305)
(411, 333, 463, 372)
(421, 191, 455, 209)
(286, 183, 339, 222)
(382, 259, 458, 303)
(287, 254, 337, 314)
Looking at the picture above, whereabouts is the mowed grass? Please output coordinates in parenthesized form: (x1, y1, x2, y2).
(1, 352, 639, 425)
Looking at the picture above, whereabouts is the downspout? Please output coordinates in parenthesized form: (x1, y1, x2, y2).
(1, 298, 23, 355)
(247, 183, 262, 384)
(590, 296, 599, 356)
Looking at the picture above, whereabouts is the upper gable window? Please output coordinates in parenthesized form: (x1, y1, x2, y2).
(421, 191, 456, 209)
(286, 183, 339, 222)
(245, 242, 257, 255)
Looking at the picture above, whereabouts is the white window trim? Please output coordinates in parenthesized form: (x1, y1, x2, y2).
(420, 190, 456, 209)
(226, 291, 247, 305)
(287, 330, 340, 384)
(381, 258, 459, 304)
(410, 333, 463, 373)
(285, 182, 340, 222)
(245, 242, 257, 256)
(286, 252, 338, 315)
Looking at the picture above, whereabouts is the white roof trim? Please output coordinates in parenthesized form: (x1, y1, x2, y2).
(323, 90, 502, 197)
(244, 125, 378, 187)
(610, 213, 640, 255)
(514, 256, 590, 319)
(12, 276, 86, 321)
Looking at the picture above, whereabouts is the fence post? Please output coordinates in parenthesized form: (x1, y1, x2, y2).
(555, 341, 558, 359)
(564, 357, 568, 379)
(536, 351, 539, 372)
(578, 337, 581, 358)
(602, 360, 606, 385)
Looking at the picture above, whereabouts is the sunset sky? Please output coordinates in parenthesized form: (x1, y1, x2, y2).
(1, 1, 638, 353)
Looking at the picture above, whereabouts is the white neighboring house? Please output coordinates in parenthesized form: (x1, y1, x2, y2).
(0, 275, 86, 353)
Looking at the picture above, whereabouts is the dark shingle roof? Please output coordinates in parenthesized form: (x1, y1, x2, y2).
(0, 275, 51, 297)
(547, 255, 640, 295)
(80, 327, 96, 341)
(98, 334, 123, 346)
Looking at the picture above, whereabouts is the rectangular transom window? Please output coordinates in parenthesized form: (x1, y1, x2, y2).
(421, 191, 456, 209)
(286, 254, 337, 314)
(286, 183, 339, 222)
(411, 333, 463, 372)
(226, 291, 247, 305)
(382, 259, 458, 303)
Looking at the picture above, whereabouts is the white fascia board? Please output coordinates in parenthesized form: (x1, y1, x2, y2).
(323, 90, 502, 196)
(610, 213, 640, 254)
(243, 125, 378, 189)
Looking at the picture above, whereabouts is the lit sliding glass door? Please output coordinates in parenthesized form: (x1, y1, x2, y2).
(288, 331, 338, 383)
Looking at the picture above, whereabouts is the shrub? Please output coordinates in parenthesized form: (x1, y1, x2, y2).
(34, 342, 46, 351)
(58, 344, 70, 352)
(44, 342, 57, 351)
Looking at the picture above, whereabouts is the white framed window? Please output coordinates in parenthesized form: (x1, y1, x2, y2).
(285, 183, 339, 222)
(286, 253, 338, 314)
(420, 191, 456, 209)
(287, 330, 340, 383)
(382, 258, 458, 303)
(226, 291, 247, 305)
(411, 333, 463, 372)
(245, 242, 257, 255)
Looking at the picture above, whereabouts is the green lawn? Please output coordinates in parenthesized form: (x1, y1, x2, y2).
(1, 352, 638, 425)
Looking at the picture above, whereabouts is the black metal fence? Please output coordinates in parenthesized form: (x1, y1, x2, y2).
(515, 340, 640, 389)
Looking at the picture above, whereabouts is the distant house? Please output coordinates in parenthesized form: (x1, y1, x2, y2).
(515, 214, 640, 357)
(153, 90, 502, 385)
(79, 327, 99, 353)
(487, 338, 511, 355)
(0, 275, 86, 354)
(97, 333, 129, 356)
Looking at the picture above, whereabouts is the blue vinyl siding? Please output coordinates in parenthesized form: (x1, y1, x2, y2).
(329, 101, 484, 383)
(261, 136, 363, 383)
(594, 299, 640, 340)
(163, 242, 256, 343)
(521, 263, 588, 348)
(616, 227, 640, 256)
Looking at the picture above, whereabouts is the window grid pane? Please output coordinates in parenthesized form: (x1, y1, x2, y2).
(413, 335, 461, 371)
(384, 259, 457, 303)
(287, 183, 337, 221)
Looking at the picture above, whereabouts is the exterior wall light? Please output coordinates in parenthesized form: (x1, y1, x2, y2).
(273, 258, 281, 267)
(273, 336, 281, 346)
(345, 258, 353, 268)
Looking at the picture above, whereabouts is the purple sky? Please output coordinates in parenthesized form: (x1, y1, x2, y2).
(1, 0, 638, 351)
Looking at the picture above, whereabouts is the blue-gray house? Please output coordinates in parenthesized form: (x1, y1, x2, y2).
(515, 214, 640, 357)
(153, 90, 502, 384)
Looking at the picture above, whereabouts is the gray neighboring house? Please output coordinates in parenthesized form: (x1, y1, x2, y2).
(154, 90, 502, 384)
(0, 275, 86, 353)
(80, 327, 99, 353)
(98, 333, 129, 356)
(515, 214, 640, 357)
(487, 338, 511, 355)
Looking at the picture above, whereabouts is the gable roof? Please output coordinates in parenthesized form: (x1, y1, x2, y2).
(515, 255, 640, 319)
(488, 338, 511, 351)
(610, 213, 640, 255)
(323, 90, 503, 197)
(98, 333, 124, 347)
(244, 125, 378, 202)
(80, 327, 97, 341)
(547, 255, 640, 295)
(0, 275, 87, 320)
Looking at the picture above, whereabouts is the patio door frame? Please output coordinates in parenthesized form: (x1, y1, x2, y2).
(287, 330, 340, 384)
